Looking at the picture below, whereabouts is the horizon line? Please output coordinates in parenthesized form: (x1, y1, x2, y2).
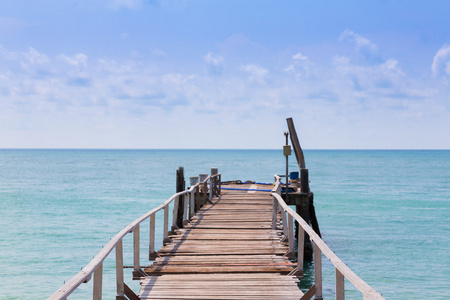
(1, 148, 449, 151)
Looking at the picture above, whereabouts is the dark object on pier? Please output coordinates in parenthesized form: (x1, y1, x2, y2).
(175, 166, 185, 229)
(286, 117, 321, 261)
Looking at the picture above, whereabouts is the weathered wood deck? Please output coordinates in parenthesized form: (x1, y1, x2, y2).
(139, 184, 304, 299)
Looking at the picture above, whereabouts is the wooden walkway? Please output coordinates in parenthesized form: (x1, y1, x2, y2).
(139, 184, 304, 299)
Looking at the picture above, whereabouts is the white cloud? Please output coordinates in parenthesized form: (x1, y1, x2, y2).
(240, 64, 268, 84)
(204, 52, 224, 75)
(340, 29, 377, 52)
(339, 29, 380, 63)
(431, 44, 450, 77)
(284, 52, 313, 80)
(58, 53, 88, 68)
(204, 52, 223, 66)
(24, 47, 49, 65)
(293, 52, 308, 61)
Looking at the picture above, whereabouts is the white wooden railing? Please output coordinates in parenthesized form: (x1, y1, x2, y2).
(272, 175, 384, 300)
(48, 172, 221, 300)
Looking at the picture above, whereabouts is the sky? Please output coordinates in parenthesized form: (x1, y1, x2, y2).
(1, 0, 450, 149)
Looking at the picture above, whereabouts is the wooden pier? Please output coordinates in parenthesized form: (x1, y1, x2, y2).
(48, 171, 384, 300)
(139, 184, 304, 299)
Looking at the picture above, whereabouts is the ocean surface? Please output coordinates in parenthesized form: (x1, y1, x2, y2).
(0, 149, 449, 299)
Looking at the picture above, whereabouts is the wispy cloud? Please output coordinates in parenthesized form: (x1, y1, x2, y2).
(431, 44, 450, 77)
(58, 53, 88, 68)
(293, 52, 308, 61)
(339, 29, 381, 63)
(204, 53, 224, 75)
(284, 52, 313, 79)
(240, 64, 268, 84)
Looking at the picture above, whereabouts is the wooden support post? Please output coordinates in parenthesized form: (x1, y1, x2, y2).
(287, 118, 319, 261)
(93, 262, 103, 300)
(287, 214, 295, 259)
(272, 198, 278, 230)
(300, 168, 309, 193)
(286, 117, 305, 169)
(195, 185, 200, 213)
(314, 242, 323, 300)
(149, 214, 156, 260)
(280, 206, 288, 242)
(336, 267, 345, 300)
(133, 224, 140, 271)
(182, 194, 189, 225)
(172, 195, 179, 231)
(203, 181, 208, 204)
(189, 190, 194, 218)
(297, 198, 313, 261)
(175, 167, 185, 228)
(211, 168, 218, 197)
(218, 174, 221, 195)
(124, 283, 140, 300)
(115, 240, 125, 300)
(199, 173, 207, 207)
(297, 225, 304, 276)
(163, 205, 171, 245)
(209, 179, 213, 201)
(309, 192, 322, 238)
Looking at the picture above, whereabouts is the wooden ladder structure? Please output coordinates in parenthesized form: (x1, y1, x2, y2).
(139, 184, 304, 299)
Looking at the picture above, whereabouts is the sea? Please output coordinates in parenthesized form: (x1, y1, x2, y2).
(0, 149, 449, 299)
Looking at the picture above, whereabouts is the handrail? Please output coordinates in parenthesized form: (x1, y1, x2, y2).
(48, 172, 221, 300)
(272, 175, 384, 300)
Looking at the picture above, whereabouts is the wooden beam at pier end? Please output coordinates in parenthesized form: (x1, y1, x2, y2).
(286, 117, 306, 169)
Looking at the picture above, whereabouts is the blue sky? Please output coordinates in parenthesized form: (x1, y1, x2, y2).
(1, 0, 449, 149)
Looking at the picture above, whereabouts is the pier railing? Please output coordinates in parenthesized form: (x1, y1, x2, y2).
(48, 173, 221, 300)
(272, 175, 384, 300)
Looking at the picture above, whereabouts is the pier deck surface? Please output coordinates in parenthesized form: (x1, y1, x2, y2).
(139, 184, 304, 299)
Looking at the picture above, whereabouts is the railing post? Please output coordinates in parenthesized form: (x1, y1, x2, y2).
(183, 194, 189, 225)
(209, 178, 213, 201)
(149, 214, 156, 260)
(218, 174, 221, 195)
(189, 189, 195, 218)
(272, 198, 278, 230)
(314, 242, 323, 300)
(133, 224, 140, 271)
(211, 168, 218, 197)
(336, 267, 345, 300)
(163, 205, 171, 245)
(297, 225, 304, 275)
(93, 262, 103, 300)
(205, 180, 207, 199)
(195, 185, 200, 212)
(172, 196, 179, 231)
(115, 240, 125, 300)
(288, 214, 294, 259)
(280, 206, 289, 241)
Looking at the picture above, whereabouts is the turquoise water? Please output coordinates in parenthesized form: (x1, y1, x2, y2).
(0, 149, 449, 299)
